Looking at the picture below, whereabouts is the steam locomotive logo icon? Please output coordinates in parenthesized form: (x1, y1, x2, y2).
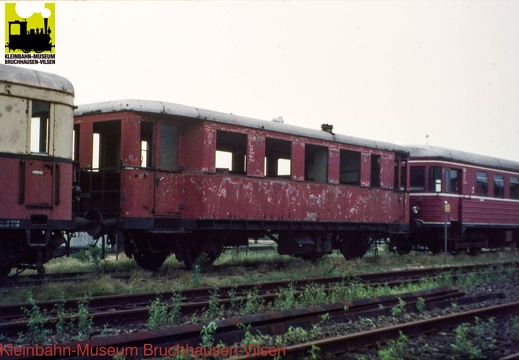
(4, 2, 55, 54)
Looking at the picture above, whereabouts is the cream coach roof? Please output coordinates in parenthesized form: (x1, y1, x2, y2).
(76, 99, 408, 156)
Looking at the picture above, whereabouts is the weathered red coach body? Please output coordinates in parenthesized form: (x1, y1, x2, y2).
(0, 65, 75, 274)
(75, 100, 409, 270)
(407, 146, 519, 253)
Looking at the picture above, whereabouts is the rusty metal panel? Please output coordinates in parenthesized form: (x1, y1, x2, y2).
(247, 134, 265, 177)
(183, 173, 406, 224)
(291, 142, 305, 181)
(360, 152, 371, 187)
(120, 169, 154, 218)
(328, 148, 340, 184)
(121, 117, 141, 167)
(183, 124, 215, 172)
(78, 122, 93, 168)
(153, 172, 184, 216)
(380, 152, 395, 189)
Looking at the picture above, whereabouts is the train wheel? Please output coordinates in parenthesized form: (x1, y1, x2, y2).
(338, 233, 370, 260)
(181, 249, 219, 272)
(134, 252, 168, 272)
(180, 232, 226, 271)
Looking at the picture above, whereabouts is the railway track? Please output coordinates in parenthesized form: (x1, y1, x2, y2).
(0, 262, 513, 325)
(0, 288, 513, 360)
(0, 262, 517, 359)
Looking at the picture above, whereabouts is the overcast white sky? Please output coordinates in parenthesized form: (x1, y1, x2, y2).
(3, 1, 519, 161)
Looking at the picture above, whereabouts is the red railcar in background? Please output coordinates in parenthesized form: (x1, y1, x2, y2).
(0, 64, 75, 275)
(403, 145, 519, 254)
(74, 100, 409, 271)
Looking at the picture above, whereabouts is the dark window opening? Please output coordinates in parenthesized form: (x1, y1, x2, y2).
(140, 122, 154, 168)
(305, 144, 328, 183)
(159, 125, 178, 170)
(216, 131, 247, 174)
(30, 101, 50, 154)
(81, 120, 122, 215)
(394, 162, 408, 191)
(449, 169, 460, 193)
(511, 176, 519, 200)
(93, 120, 121, 169)
(429, 166, 442, 192)
(265, 138, 291, 178)
(339, 150, 360, 185)
(370, 154, 381, 188)
(494, 174, 505, 198)
(476, 171, 488, 196)
(73, 124, 80, 162)
(410, 166, 425, 192)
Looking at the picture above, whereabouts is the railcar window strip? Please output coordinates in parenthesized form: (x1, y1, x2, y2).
(409, 192, 519, 203)
(408, 159, 519, 176)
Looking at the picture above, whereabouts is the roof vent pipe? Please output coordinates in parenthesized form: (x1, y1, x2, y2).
(272, 117, 284, 123)
(321, 123, 334, 134)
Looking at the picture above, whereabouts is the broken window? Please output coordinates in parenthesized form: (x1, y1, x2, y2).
(92, 120, 121, 169)
(265, 138, 291, 177)
(305, 144, 328, 183)
(370, 154, 381, 188)
(339, 149, 360, 185)
(140, 122, 154, 168)
(216, 131, 247, 174)
(159, 124, 178, 170)
(30, 101, 50, 154)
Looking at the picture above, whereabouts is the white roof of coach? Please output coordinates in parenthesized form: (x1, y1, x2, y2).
(0, 64, 74, 95)
(407, 145, 519, 173)
(75, 99, 408, 155)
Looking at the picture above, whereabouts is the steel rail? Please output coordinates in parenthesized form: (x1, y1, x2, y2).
(0, 288, 464, 360)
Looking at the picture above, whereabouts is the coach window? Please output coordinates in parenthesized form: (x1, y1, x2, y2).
(370, 154, 381, 188)
(429, 166, 442, 192)
(159, 125, 178, 170)
(305, 144, 328, 182)
(72, 124, 80, 162)
(216, 131, 247, 174)
(93, 121, 121, 170)
(140, 122, 154, 168)
(494, 174, 505, 198)
(265, 138, 291, 177)
(339, 150, 360, 185)
(444, 169, 459, 193)
(511, 176, 519, 200)
(476, 171, 488, 196)
(410, 166, 425, 192)
(30, 101, 50, 154)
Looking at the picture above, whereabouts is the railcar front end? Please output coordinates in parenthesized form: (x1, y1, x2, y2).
(406, 146, 519, 254)
(0, 64, 75, 274)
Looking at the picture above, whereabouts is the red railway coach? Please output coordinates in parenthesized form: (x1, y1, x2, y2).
(74, 100, 409, 271)
(0, 64, 75, 275)
(402, 145, 519, 254)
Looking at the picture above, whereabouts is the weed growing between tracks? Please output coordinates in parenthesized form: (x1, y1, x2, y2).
(1, 249, 518, 304)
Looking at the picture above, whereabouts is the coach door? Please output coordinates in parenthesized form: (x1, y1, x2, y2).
(444, 168, 462, 237)
(23, 101, 55, 209)
(153, 124, 183, 216)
